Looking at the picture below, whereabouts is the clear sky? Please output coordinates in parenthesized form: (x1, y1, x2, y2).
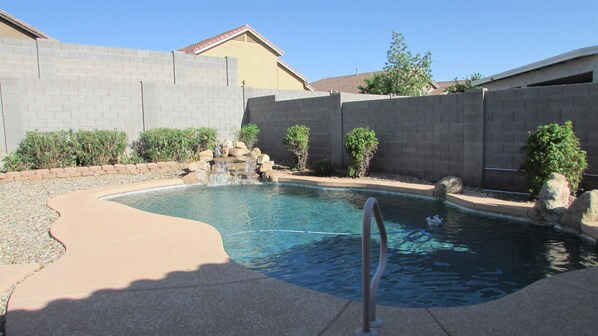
(3, 0, 598, 82)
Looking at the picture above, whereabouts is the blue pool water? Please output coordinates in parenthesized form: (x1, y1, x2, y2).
(111, 184, 598, 308)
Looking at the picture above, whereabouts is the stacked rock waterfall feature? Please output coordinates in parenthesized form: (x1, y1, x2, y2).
(182, 140, 280, 185)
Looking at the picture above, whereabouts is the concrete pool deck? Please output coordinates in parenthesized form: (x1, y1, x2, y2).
(5, 177, 598, 335)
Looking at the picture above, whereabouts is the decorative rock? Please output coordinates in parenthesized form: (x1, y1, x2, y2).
(559, 190, 598, 233)
(259, 161, 274, 173)
(229, 148, 250, 157)
(433, 176, 463, 200)
(527, 173, 571, 227)
(221, 147, 230, 158)
(252, 147, 262, 156)
(234, 141, 248, 150)
(222, 139, 234, 149)
(199, 150, 213, 162)
(262, 170, 281, 183)
(187, 161, 210, 172)
(182, 170, 208, 185)
(249, 149, 260, 160)
(257, 154, 270, 165)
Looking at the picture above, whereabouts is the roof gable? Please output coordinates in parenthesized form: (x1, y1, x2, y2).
(180, 24, 283, 56)
(0, 9, 52, 39)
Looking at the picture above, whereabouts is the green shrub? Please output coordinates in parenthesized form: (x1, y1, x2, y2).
(132, 128, 217, 163)
(283, 125, 310, 170)
(521, 121, 587, 198)
(234, 123, 260, 149)
(345, 127, 378, 178)
(3, 130, 77, 171)
(73, 130, 127, 166)
(313, 159, 334, 177)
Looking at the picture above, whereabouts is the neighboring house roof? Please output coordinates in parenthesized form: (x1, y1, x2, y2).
(473, 45, 598, 86)
(0, 9, 52, 39)
(179, 24, 283, 56)
(429, 80, 462, 95)
(310, 71, 384, 93)
(311, 71, 463, 95)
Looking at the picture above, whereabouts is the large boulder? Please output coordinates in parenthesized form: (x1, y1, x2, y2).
(257, 154, 270, 165)
(559, 190, 598, 234)
(229, 147, 250, 157)
(187, 161, 210, 172)
(221, 147, 230, 158)
(527, 173, 571, 227)
(234, 141, 248, 150)
(433, 176, 463, 201)
(182, 170, 208, 185)
(262, 170, 281, 183)
(199, 149, 213, 162)
(249, 148, 261, 160)
(259, 161, 274, 173)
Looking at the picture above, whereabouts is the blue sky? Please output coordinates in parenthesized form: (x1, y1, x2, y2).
(3, 0, 598, 82)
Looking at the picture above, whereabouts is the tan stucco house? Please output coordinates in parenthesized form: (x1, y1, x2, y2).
(180, 25, 313, 91)
(0, 9, 52, 40)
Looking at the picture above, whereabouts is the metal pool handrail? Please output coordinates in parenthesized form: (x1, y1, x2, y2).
(355, 197, 388, 336)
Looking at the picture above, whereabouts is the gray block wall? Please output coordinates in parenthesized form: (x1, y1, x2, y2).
(343, 94, 466, 182)
(247, 93, 342, 165)
(142, 83, 244, 140)
(483, 83, 598, 192)
(1, 77, 144, 151)
(0, 37, 234, 86)
(0, 38, 38, 78)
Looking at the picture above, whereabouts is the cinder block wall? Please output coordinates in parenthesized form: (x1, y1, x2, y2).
(343, 94, 467, 182)
(247, 93, 342, 165)
(483, 83, 598, 192)
(0, 38, 38, 78)
(1, 77, 144, 151)
(0, 37, 234, 86)
(142, 83, 244, 140)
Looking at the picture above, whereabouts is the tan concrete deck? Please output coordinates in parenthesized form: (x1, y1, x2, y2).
(6, 177, 598, 335)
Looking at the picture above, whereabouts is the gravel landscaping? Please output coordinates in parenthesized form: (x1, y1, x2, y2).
(0, 170, 182, 335)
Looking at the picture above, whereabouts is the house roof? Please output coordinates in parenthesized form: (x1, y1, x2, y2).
(473, 45, 598, 86)
(0, 9, 53, 39)
(179, 24, 283, 56)
(310, 71, 384, 93)
(311, 72, 462, 95)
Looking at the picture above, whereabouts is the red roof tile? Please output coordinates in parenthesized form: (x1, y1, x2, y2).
(179, 24, 283, 56)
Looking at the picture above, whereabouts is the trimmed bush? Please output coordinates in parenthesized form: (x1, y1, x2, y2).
(2, 129, 129, 171)
(521, 121, 587, 199)
(132, 128, 217, 163)
(73, 130, 128, 166)
(283, 125, 310, 170)
(3, 130, 76, 171)
(234, 123, 260, 149)
(345, 127, 378, 178)
(313, 159, 334, 177)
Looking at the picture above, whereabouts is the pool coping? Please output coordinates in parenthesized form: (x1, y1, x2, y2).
(6, 177, 598, 336)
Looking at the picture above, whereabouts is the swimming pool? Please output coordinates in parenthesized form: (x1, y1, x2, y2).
(111, 183, 598, 308)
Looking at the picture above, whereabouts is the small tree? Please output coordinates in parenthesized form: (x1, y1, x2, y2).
(283, 125, 310, 170)
(234, 123, 260, 149)
(345, 127, 379, 178)
(444, 73, 483, 94)
(359, 31, 433, 96)
(521, 121, 587, 198)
